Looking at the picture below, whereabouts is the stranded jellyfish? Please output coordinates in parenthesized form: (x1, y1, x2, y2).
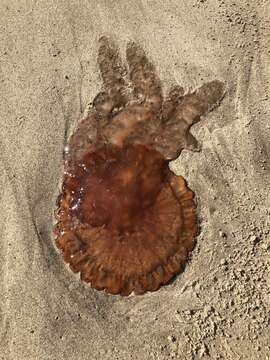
(54, 37, 225, 296)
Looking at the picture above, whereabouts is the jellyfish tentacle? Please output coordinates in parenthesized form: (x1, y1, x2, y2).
(172, 80, 225, 153)
(154, 80, 225, 160)
(96, 36, 128, 113)
(184, 132, 201, 152)
(174, 80, 225, 126)
(162, 85, 185, 121)
(126, 41, 163, 112)
(98, 36, 127, 94)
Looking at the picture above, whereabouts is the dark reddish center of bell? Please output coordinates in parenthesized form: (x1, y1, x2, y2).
(73, 144, 167, 233)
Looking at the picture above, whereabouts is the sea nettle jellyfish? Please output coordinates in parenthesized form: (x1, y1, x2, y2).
(54, 36, 225, 296)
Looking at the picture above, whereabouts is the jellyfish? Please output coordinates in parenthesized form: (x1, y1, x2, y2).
(54, 36, 225, 296)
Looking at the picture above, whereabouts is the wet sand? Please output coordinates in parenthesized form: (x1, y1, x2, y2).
(0, 1, 269, 359)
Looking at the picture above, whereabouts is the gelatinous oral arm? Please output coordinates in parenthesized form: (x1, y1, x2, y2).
(154, 80, 226, 160)
(93, 36, 128, 113)
(100, 40, 164, 147)
(126, 41, 163, 112)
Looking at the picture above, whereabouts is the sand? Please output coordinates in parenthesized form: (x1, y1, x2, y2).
(0, 0, 269, 359)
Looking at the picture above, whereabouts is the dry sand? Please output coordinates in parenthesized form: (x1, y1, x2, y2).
(0, 0, 269, 359)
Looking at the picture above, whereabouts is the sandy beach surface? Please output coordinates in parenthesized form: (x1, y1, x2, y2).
(0, 1, 269, 359)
